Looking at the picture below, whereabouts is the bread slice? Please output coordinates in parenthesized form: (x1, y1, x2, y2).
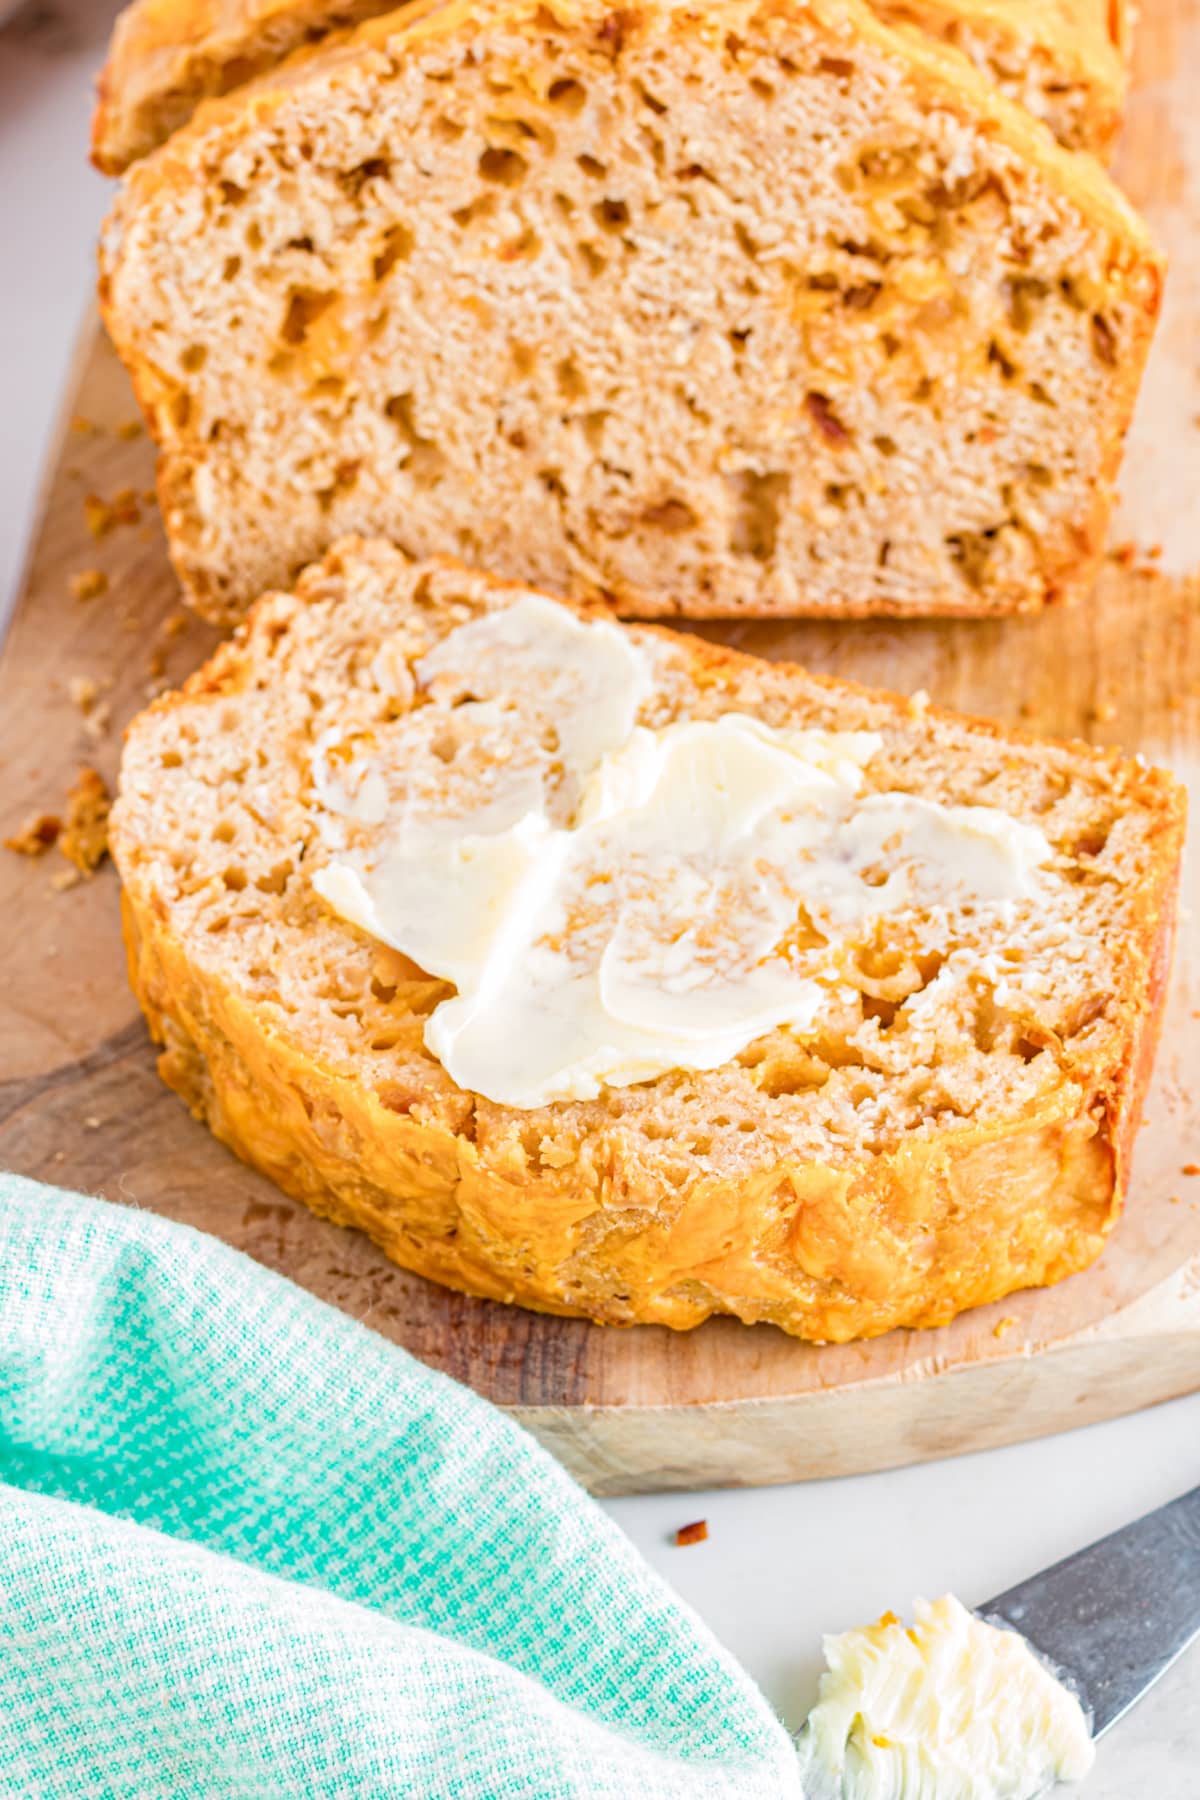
(98, 0, 1162, 628)
(91, 0, 1130, 174)
(109, 537, 1185, 1341)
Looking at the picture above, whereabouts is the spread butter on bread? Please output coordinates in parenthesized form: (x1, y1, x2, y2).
(110, 539, 1185, 1340)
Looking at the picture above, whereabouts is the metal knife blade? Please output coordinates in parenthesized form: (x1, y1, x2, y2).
(982, 1482, 1200, 1738)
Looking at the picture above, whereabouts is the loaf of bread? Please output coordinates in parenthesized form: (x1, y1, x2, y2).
(91, 0, 1130, 174)
(109, 538, 1185, 1342)
(98, 0, 1162, 628)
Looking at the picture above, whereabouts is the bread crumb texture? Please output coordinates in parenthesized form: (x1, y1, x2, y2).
(109, 539, 1186, 1339)
(98, 0, 1161, 625)
(92, 0, 1130, 175)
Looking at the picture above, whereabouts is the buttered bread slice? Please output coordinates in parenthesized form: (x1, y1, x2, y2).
(98, 0, 1161, 626)
(110, 539, 1185, 1341)
(92, 0, 1130, 174)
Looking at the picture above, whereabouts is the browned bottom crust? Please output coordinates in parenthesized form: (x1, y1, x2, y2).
(121, 872, 1176, 1343)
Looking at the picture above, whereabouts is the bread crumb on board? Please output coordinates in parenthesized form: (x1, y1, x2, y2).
(4, 813, 61, 856)
(68, 677, 114, 739)
(1183, 1164, 1200, 1178)
(83, 703, 114, 744)
(69, 568, 108, 602)
(84, 488, 141, 539)
(993, 1315, 1019, 1338)
(674, 1520, 709, 1548)
(59, 767, 112, 875)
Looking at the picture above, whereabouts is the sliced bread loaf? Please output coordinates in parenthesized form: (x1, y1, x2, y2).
(91, 0, 1130, 175)
(109, 538, 1185, 1341)
(98, 0, 1162, 627)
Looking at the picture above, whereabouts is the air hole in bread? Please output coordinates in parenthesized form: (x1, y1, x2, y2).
(547, 77, 587, 111)
(385, 393, 444, 484)
(946, 528, 996, 590)
(281, 288, 336, 346)
(1073, 822, 1112, 858)
(222, 866, 247, 891)
(641, 498, 697, 534)
(255, 861, 293, 895)
(593, 197, 630, 233)
(556, 356, 587, 399)
(805, 391, 852, 446)
(576, 152, 606, 178)
(726, 468, 788, 561)
(988, 339, 1020, 381)
(340, 157, 390, 194)
(452, 192, 496, 229)
(222, 256, 241, 281)
(580, 409, 608, 448)
(373, 224, 414, 281)
(479, 146, 527, 185)
(161, 750, 183, 769)
(1006, 275, 1047, 332)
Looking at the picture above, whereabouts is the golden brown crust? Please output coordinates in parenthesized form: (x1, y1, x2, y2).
(92, 0, 1131, 174)
(874, 0, 1130, 157)
(110, 541, 1187, 1341)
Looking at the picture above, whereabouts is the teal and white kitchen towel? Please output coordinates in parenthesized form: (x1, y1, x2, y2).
(0, 1173, 800, 1798)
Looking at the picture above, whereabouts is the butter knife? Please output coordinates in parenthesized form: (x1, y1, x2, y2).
(982, 1480, 1200, 1739)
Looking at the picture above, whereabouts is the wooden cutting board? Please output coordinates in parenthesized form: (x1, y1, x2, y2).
(2, 5, 1199, 1495)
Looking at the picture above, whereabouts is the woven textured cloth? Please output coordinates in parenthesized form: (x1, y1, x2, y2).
(0, 1174, 799, 1798)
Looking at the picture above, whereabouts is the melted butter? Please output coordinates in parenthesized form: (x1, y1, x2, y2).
(794, 1594, 1094, 1800)
(311, 598, 1054, 1108)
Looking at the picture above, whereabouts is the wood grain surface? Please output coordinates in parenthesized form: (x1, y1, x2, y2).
(2, 5, 1198, 1492)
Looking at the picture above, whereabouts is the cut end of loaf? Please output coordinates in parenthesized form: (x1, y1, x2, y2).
(99, 0, 1161, 625)
(109, 539, 1185, 1339)
(91, 0, 1132, 174)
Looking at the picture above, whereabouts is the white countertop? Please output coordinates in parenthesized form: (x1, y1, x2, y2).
(2, 4, 1197, 1791)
